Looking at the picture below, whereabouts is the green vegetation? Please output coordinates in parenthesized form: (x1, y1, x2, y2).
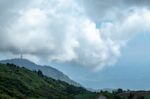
(75, 93, 97, 99)
(1, 63, 150, 99)
(145, 96, 150, 99)
(0, 63, 97, 99)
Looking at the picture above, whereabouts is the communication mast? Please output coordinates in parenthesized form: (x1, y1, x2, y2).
(20, 48, 23, 59)
(20, 52, 23, 59)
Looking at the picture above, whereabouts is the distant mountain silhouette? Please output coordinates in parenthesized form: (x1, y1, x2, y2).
(0, 58, 80, 86)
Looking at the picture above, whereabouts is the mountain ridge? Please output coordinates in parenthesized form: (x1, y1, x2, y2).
(0, 58, 80, 86)
(0, 63, 96, 99)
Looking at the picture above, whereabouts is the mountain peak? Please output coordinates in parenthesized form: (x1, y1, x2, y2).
(0, 58, 37, 69)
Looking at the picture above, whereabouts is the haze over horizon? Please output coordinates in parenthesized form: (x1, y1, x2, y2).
(0, 0, 150, 90)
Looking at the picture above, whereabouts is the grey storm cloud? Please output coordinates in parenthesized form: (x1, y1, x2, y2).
(0, 0, 150, 70)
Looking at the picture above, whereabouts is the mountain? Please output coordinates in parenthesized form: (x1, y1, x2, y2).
(0, 63, 97, 99)
(0, 58, 80, 86)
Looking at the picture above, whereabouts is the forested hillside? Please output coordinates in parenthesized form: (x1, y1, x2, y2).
(0, 63, 97, 99)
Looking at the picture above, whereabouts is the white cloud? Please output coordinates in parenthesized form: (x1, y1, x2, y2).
(0, 0, 150, 71)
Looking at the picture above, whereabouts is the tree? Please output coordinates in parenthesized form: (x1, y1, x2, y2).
(37, 70, 43, 77)
(116, 88, 123, 94)
(128, 93, 134, 99)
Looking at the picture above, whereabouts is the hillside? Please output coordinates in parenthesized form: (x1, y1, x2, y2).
(0, 63, 97, 99)
(0, 58, 79, 86)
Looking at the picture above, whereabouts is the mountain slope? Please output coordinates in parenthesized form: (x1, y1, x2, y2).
(0, 58, 79, 86)
(0, 63, 96, 99)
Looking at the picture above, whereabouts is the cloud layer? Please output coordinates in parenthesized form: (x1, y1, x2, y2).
(0, 0, 150, 70)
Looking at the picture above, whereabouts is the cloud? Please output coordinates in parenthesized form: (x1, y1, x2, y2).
(0, 0, 150, 71)
(124, 0, 150, 7)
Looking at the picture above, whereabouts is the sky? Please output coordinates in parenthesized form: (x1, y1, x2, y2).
(0, 0, 150, 90)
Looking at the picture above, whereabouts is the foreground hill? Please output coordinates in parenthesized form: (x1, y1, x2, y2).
(0, 58, 79, 86)
(0, 63, 97, 99)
